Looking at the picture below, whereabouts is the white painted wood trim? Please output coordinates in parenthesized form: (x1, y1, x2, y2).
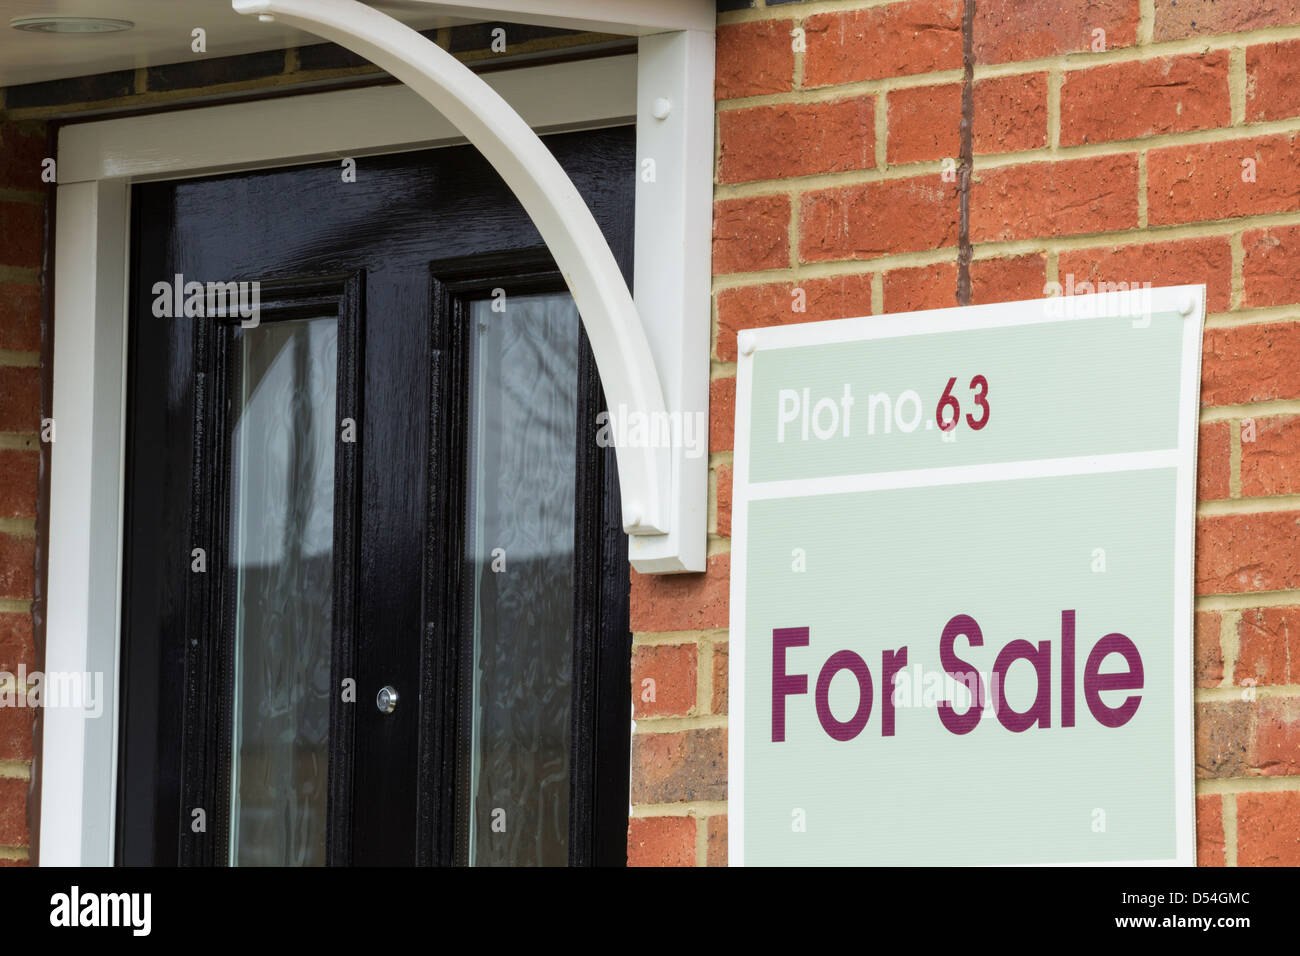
(58, 54, 637, 184)
(628, 29, 713, 573)
(43, 180, 130, 866)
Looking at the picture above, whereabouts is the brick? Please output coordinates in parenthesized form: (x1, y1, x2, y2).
(712, 642, 728, 714)
(1196, 511, 1300, 594)
(883, 261, 958, 313)
(1195, 609, 1224, 687)
(1247, 40, 1300, 122)
(804, 0, 962, 87)
(1237, 790, 1300, 866)
(868, 74, 1050, 166)
(1155, 0, 1300, 42)
(713, 196, 790, 275)
(0, 367, 40, 434)
(974, 0, 1139, 64)
(707, 814, 728, 866)
(719, 98, 875, 184)
(972, 154, 1138, 242)
(715, 463, 733, 539)
(1196, 697, 1300, 780)
(1236, 606, 1300, 686)
(1195, 700, 1251, 777)
(146, 50, 285, 93)
(716, 20, 794, 100)
(630, 727, 727, 803)
(1197, 421, 1231, 502)
(715, 275, 873, 362)
(0, 706, 33, 763)
(799, 177, 960, 262)
(0, 777, 28, 847)
(0, 203, 42, 271)
(295, 40, 372, 73)
(887, 83, 960, 166)
(0, 534, 33, 602)
(1201, 323, 1300, 406)
(1254, 698, 1300, 775)
(632, 644, 698, 718)
(631, 553, 730, 633)
(1148, 133, 1300, 227)
(0, 613, 33, 676)
(0, 451, 37, 520)
(1058, 237, 1233, 315)
(0, 122, 47, 193)
(0, 284, 41, 353)
(4, 70, 133, 111)
(1061, 53, 1230, 146)
(1243, 224, 1300, 308)
(627, 816, 695, 867)
(974, 73, 1049, 154)
(1242, 416, 1300, 497)
(1196, 793, 1225, 866)
(709, 377, 735, 454)
(970, 253, 1048, 304)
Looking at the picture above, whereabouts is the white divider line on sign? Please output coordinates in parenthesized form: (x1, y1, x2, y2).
(744, 448, 1184, 502)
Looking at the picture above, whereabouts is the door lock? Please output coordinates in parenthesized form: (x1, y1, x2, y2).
(376, 685, 398, 714)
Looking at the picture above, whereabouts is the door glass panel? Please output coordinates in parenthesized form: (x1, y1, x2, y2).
(466, 292, 579, 866)
(227, 316, 338, 867)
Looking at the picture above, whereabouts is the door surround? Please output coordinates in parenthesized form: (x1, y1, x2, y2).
(44, 54, 639, 866)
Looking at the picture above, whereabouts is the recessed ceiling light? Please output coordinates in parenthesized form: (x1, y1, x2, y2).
(10, 16, 135, 34)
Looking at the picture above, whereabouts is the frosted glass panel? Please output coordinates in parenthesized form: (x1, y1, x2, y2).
(466, 293, 578, 867)
(227, 317, 337, 867)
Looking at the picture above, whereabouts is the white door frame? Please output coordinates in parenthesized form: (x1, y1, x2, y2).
(43, 53, 653, 866)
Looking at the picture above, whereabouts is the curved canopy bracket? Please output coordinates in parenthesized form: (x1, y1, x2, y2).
(234, 0, 712, 572)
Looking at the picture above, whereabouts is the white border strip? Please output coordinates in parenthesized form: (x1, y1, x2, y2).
(739, 286, 1197, 352)
(747, 450, 1182, 502)
(1173, 286, 1206, 869)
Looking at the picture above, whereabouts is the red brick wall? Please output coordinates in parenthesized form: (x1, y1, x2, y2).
(0, 117, 45, 867)
(628, 0, 1300, 866)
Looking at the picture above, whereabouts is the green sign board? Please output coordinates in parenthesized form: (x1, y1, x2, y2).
(729, 287, 1204, 865)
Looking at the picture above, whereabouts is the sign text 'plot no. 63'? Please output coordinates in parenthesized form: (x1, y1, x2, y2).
(728, 285, 1204, 865)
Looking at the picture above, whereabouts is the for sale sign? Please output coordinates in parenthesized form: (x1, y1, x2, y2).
(728, 286, 1204, 865)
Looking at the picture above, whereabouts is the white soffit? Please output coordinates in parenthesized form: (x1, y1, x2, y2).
(0, 0, 709, 89)
(0, 0, 475, 87)
(377, 0, 714, 34)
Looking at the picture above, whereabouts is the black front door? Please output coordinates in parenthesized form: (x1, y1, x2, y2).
(117, 126, 634, 866)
